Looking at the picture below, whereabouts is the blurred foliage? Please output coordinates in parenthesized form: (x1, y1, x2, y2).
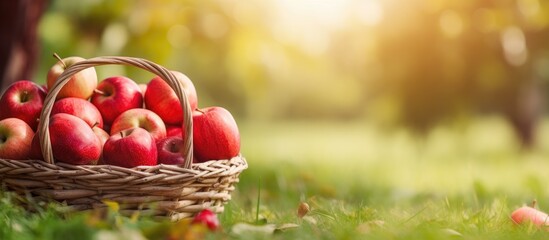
(36, 0, 549, 133)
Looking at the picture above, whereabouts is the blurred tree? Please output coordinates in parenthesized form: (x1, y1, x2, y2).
(34, 0, 549, 147)
(372, 0, 548, 147)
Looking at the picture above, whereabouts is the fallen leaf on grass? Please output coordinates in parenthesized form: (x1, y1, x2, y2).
(275, 223, 300, 232)
(102, 200, 120, 212)
(232, 223, 277, 235)
(95, 227, 147, 240)
(232, 222, 301, 236)
(441, 228, 463, 237)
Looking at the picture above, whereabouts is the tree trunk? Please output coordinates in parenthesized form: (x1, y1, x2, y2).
(0, 0, 47, 93)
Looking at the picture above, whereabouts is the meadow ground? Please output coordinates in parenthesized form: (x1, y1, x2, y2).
(3, 117, 549, 239)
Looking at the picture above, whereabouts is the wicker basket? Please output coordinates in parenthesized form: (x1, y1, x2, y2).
(0, 56, 248, 221)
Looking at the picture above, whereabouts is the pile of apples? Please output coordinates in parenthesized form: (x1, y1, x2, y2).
(0, 56, 240, 168)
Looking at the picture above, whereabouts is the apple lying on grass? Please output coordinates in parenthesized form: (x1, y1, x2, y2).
(0, 80, 46, 130)
(511, 202, 549, 228)
(103, 127, 157, 168)
(91, 76, 143, 125)
(47, 56, 97, 100)
(0, 118, 34, 160)
(192, 107, 240, 163)
(48, 113, 101, 165)
(110, 108, 166, 143)
(192, 209, 220, 231)
(145, 71, 198, 125)
(51, 97, 103, 128)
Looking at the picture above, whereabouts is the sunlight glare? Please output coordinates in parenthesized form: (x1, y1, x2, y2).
(355, 0, 384, 26)
(439, 10, 463, 39)
(501, 26, 528, 66)
(270, 0, 357, 56)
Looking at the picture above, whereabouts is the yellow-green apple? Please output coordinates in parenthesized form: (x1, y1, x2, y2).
(103, 127, 157, 167)
(51, 97, 103, 128)
(156, 136, 187, 165)
(166, 125, 184, 138)
(91, 76, 143, 125)
(145, 71, 198, 125)
(47, 56, 97, 100)
(193, 107, 240, 162)
(110, 108, 166, 142)
(0, 118, 34, 160)
(0, 80, 46, 130)
(48, 113, 101, 165)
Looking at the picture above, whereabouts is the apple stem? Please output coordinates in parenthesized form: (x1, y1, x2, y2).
(92, 122, 99, 128)
(196, 108, 205, 114)
(20, 91, 29, 102)
(531, 200, 538, 208)
(120, 131, 125, 138)
(94, 89, 106, 96)
(53, 53, 67, 69)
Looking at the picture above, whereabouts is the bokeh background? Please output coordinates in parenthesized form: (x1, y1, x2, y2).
(33, 0, 549, 150)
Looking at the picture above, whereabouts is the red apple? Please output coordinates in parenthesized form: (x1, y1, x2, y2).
(144, 71, 198, 125)
(511, 206, 549, 227)
(90, 76, 143, 125)
(28, 132, 43, 160)
(93, 126, 109, 147)
(156, 136, 187, 165)
(92, 126, 109, 165)
(192, 209, 220, 231)
(193, 107, 240, 162)
(51, 97, 103, 128)
(166, 125, 184, 138)
(103, 127, 157, 168)
(0, 118, 34, 160)
(0, 80, 46, 130)
(47, 56, 97, 100)
(48, 113, 101, 165)
(110, 108, 166, 143)
(40, 84, 48, 93)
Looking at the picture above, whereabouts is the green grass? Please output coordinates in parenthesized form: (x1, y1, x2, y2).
(4, 117, 549, 239)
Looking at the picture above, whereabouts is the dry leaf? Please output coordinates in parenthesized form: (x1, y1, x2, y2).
(441, 228, 463, 237)
(297, 202, 310, 218)
(232, 223, 276, 236)
(276, 223, 300, 232)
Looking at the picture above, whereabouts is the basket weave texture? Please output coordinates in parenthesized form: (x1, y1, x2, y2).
(0, 56, 248, 221)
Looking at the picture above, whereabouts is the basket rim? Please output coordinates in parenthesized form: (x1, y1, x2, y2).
(0, 155, 247, 177)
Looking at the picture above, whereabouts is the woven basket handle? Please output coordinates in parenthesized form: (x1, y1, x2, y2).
(37, 56, 193, 169)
